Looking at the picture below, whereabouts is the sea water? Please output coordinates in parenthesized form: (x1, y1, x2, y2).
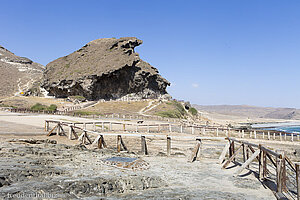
(251, 122, 300, 134)
(265, 126, 300, 134)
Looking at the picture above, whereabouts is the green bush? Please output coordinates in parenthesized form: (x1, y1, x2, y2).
(189, 107, 198, 116)
(48, 104, 57, 111)
(156, 101, 187, 119)
(30, 103, 57, 112)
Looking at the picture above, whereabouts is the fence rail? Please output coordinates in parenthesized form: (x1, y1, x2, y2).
(45, 119, 300, 199)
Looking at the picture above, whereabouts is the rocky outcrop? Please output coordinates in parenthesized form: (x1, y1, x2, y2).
(42, 37, 171, 100)
(0, 45, 44, 97)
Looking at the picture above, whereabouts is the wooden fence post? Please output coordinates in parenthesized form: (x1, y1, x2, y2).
(189, 139, 201, 162)
(242, 130, 245, 138)
(169, 124, 172, 132)
(268, 132, 270, 140)
(280, 132, 282, 141)
(141, 136, 148, 155)
(296, 163, 300, 200)
(216, 128, 219, 136)
(117, 135, 121, 152)
(276, 155, 283, 193)
(180, 125, 183, 133)
(93, 122, 96, 131)
(68, 126, 72, 140)
(167, 136, 171, 156)
(254, 130, 257, 139)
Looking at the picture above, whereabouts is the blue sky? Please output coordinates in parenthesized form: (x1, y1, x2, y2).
(1, 0, 300, 108)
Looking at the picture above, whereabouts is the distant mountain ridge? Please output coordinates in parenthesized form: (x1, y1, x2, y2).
(193, 104, 300, 120)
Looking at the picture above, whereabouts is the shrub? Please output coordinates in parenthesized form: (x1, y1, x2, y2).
(47, 104, 57, 111)
(189, 107, 198, 116)
(30, 103, 57, 112)
(31, 103, 48, 111)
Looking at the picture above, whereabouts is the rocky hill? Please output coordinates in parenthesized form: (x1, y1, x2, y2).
(194, 104, 300, 120)
(0, 45, 44, 97)
(42, 37, 171, 100)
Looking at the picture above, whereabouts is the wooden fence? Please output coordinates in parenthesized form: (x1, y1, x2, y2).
(45, 120, 225, 161)
(220, 137, 300, 200)
(45, 119, 300, 199)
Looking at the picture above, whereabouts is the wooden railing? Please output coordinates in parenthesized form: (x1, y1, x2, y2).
(220, 137, 300, 199)
(45, 119, 300, 199)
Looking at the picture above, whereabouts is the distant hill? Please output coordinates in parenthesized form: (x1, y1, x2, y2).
(0, 45, 44, 97)
(193, 104, 300, 120)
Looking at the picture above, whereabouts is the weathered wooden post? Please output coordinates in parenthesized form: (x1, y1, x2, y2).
(284, 133, 287, 141)
(242, 130, 245, 138)
(280, 132, 282, 141)
(203, 127, 206, 135)
(298, 134, 300, 141)
(109, 122, 112, 131)
(254, 130, 257, 139)
(169, 124, 172, 132)
(295, 163, 300, 200)
(117, 135, 121, 152)
(258, 145, 264, 180)
(189, 139, 201, 162)
(167, 136, 171, 156)
(101, 122, 104, 131)
(141, 136, 148, 155)
(263, 132, 265, 139)
(250, 131, 252, 138)
(268, 132, 270, 140)
(98, 135, 103, 149)
(147, 125, 150, 133)
(93, 122, 96, 131)
(45, 121, 49, 131)
(68, 125, 72, 140)
(242, 144, 246, 163)
(192, 126, 195, 134)
(57, 122, 61, 135)
(216, 128, 219, 137)
(291, 133, 294, 142)
(273, 132, 276, 140)
(180, 125, 183, 133)
(123, 124, 126, 132)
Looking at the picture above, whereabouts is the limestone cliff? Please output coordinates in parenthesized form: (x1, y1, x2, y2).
(42, 37, 171, 100)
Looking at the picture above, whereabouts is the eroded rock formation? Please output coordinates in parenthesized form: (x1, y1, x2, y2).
(42, 37, 171, 100)
(0, 45, 44, 97)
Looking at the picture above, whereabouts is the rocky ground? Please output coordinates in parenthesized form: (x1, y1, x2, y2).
(0, 110, 289, 199)
(0, 135, 276, 200)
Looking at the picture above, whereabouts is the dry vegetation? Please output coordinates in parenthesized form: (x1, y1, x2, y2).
(0, 96, 68, 109)
(77, 101, 149, 115)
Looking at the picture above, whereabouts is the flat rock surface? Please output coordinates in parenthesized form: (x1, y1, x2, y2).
(0, 137, 275, 199)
